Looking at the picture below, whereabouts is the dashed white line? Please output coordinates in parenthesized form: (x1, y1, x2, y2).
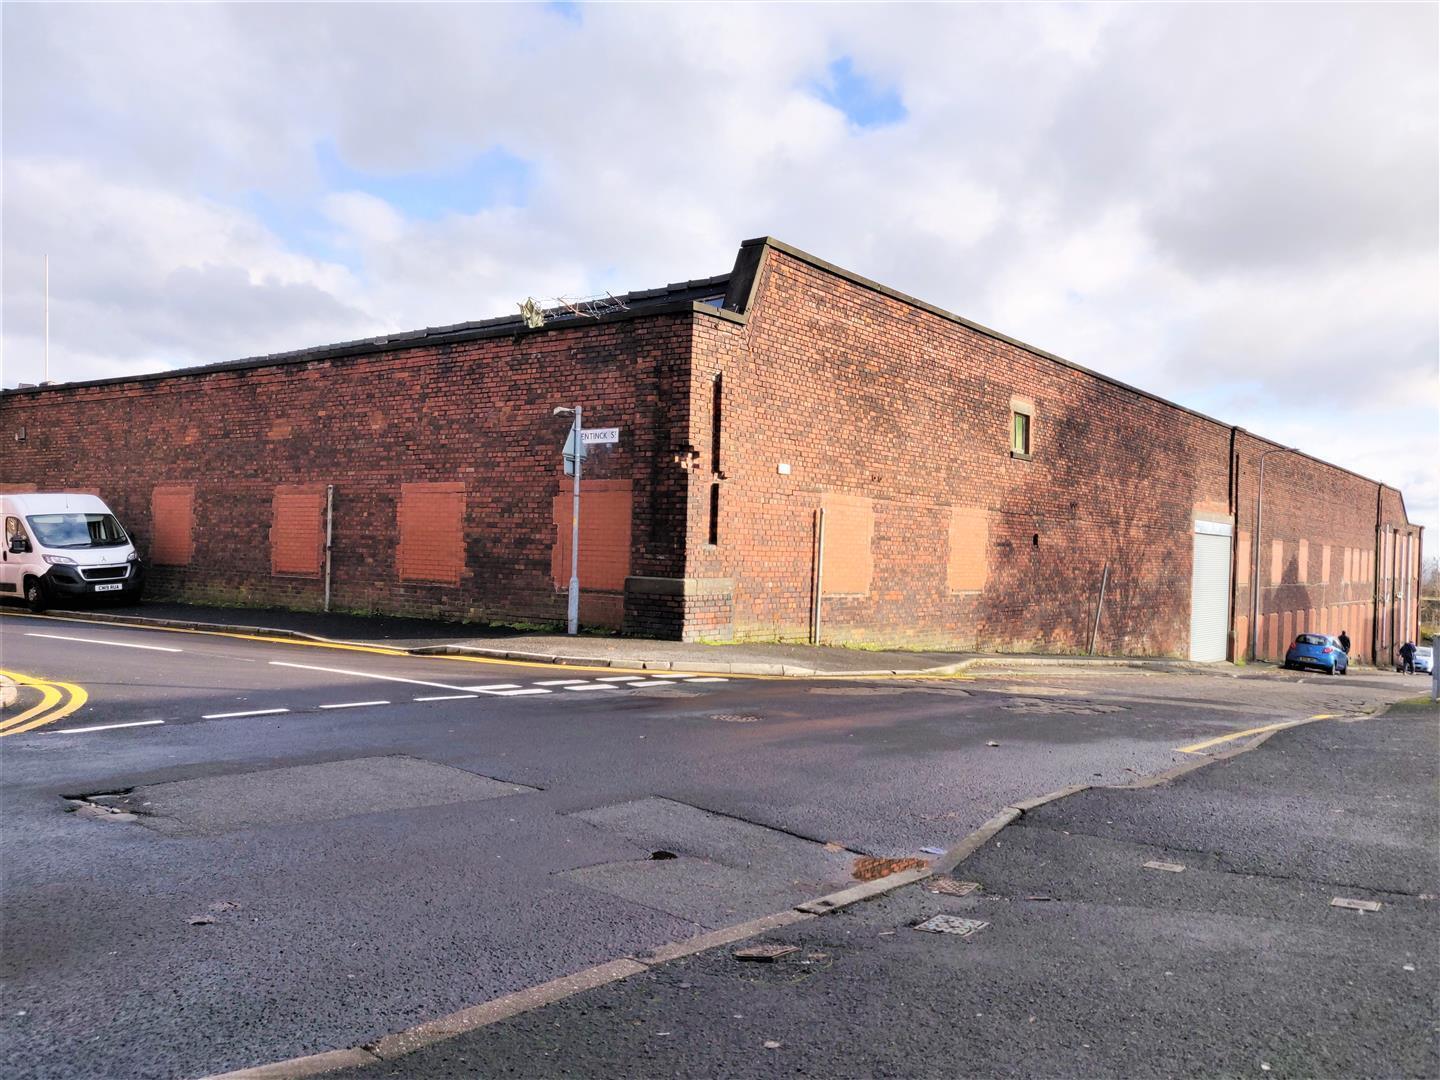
(461, 683, 521, 691)
(26, 632, 182, 653)
(318, 700, 390, 710)
(564, 683, 625, 692)
(477, 688, 552, 697)
(597, 676, 645, 682)
(619, 679, 686, 688)
(49, 719, 166, 734)
(682, 677, 729, 683)
(268, 661, 473, 692)
(534, 680, 587, 687)
(413, 694, 479, 702)
(201, 708, 290, 719)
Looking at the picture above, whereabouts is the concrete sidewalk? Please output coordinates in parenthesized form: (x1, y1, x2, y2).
(0, 600, 1214, 677)
(336, 702, 1439, 1079)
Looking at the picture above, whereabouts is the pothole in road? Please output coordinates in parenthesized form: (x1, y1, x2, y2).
(1002, 698, 1129, 715)
(808, 685, 972, 698)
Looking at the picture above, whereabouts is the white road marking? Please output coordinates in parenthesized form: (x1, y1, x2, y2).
(682, 677, 729, 683)
(26, 632, 182, 653)
(462, 684, 521, 691)
(318, 700, 390, 710)
(268, 661, 473, 692)
(413, 694, 479, 702)
(477, 687, 551, 697)
(564, 683, 625, 692)
(534, 679, 587, 686)
(201, 708, 291, 719)
(49, 719, 166, 734)
(619, 680, 685, 688)
(597, 676, 645, 682)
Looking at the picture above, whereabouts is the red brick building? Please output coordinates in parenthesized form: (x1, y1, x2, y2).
(1, 237, 1424, 664)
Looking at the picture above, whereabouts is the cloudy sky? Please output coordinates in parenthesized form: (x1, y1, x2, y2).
(3, 3, 1436, 539)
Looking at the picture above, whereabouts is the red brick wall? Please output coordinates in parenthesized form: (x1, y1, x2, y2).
(0, 238, 1421, 656)
(0, 313, 696, 628)
(681, 244, 1421, 658)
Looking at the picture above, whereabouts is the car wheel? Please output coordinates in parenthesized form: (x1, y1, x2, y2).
(23, 576, 47, 613)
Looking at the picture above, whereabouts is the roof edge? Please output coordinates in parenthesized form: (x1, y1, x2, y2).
(736, 236, 1412, 503)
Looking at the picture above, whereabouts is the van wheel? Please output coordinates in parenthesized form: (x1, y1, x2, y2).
(23, 577, 47, 613)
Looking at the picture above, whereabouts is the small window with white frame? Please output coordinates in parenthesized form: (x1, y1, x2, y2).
(1010, 397, 1034, 459)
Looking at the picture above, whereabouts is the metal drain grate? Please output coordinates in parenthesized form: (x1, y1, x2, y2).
(925, 877, 981, 897)
(913, 914, 989, 938)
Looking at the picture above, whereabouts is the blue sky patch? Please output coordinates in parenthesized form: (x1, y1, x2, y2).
(315, 140, 533, 219)
(812, 56, 907, 129)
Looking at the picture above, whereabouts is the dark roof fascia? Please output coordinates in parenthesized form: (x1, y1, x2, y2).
(734, 236, 1407, 504)
(1, 298, 730, 399)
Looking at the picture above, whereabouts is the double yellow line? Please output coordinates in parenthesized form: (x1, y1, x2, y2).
(0, 669, 89, 736)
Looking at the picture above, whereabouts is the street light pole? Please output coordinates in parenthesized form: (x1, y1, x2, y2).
(1250, 447, 1293, 662)
(554, 405, 583, 636)
(568, 404, 582, 636)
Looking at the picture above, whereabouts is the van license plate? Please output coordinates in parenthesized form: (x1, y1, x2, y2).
(94, 583, 124, 592)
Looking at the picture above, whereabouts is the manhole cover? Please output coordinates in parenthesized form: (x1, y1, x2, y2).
(925, 877, 980, 897)
(914, 915, 989, 938)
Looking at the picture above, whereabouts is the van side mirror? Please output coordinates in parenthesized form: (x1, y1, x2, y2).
(8, 536, 29, 554)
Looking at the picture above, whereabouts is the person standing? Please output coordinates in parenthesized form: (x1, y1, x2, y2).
(1339, 629, 1351, 656)
(1399, 640, 1416, 674)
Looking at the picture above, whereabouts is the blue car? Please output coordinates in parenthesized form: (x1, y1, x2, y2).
(1284, 633, 1348, 675)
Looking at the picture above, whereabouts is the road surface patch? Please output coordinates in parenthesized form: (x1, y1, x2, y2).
(72, 756, 539, 835)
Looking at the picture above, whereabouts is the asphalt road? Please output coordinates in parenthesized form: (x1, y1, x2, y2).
(0, 610, 1427, 1079)
(344, 708, 1437, 1079)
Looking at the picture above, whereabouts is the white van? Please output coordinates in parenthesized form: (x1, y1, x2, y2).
(0, 492, 145, 611)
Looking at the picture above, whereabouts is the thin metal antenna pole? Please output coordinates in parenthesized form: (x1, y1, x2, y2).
(44, 254, 50, 383)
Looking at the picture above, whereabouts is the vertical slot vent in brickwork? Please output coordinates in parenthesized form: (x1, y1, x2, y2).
(150, 484, 195, 566)
(553, 480, 633, 592)
(271, 487, 325, 577)
(397, 482, 466, 585)
(708, 483, 720, 546)
(711, 374, 723, 475)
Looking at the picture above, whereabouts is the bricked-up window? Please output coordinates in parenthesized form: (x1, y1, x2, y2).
(553, 479, 633, 591)
(711, 374, 723, 475)
(397, 482, 466, 585)
(821, 493, 874, 596)
(271, 487, 326, 577)
(708, 483, 720, 546)
(1010, 396, 1034, 459)
(151, 484, 195, 566)
(947, 506, 989, 592)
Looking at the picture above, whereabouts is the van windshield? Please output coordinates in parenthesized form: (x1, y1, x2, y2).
(26, 513, 129, 549)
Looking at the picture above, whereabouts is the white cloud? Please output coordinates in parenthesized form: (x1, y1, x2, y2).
(2, 3, 1435, 538)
